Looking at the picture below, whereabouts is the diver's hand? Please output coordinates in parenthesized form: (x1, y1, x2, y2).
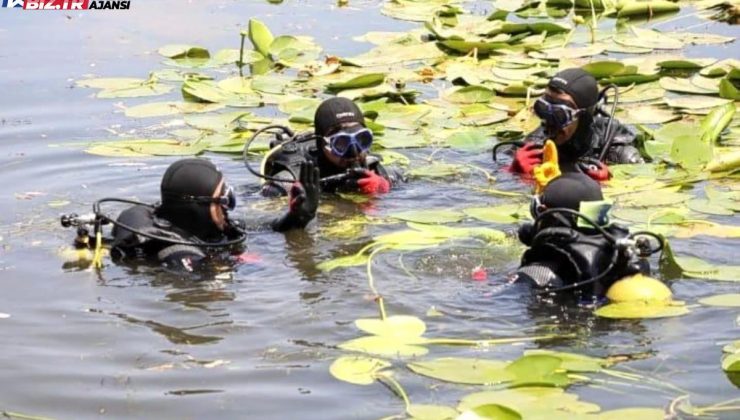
(287, 161, 320, 224)
(355, 169, 391, 195)
(511, 143, 543, 175)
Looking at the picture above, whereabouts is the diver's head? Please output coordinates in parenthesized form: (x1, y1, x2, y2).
(534, 68, 598, 158)
(314, 97, 372, 169)
(531, 172, 603, 227)
(158, 159, 236, 240)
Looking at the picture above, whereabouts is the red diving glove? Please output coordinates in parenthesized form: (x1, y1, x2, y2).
(357, 170, 391, 195)
(511, 143, 543, 175)
(579, 159, 611, 182)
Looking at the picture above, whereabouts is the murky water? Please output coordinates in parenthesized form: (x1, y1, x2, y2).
(1, 1, 738, 419)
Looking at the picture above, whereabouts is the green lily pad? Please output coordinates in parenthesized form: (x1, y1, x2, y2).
(446, 129, 492, 152)
(248, 18, 274, 57)
(665, 96, 731, 110)
(408, 163, 469, 178)
(505, 354, 571, 387)
(459, 388, 601, 416)
(582, 61, 626, 79)
(329, 356, 390, 385)
(688, 199, 734, 216)
(407, 404, 459, 420)
(597, 408, 665, 420)
(317, 253, 368, 272)
(724, 340, 740, 354)
(464, 204, 529, 224)
(595, 301, 690, 319)
(355, 315, 426, 338)
(523, 350, 606, 372)
(124, 101, 224, 118)
(389, 209, 465, 224)
(85, 139, 205, 157)
(698, 293, 740, 307)
(660, 76, 718, 95)
(445, 85, 495, 104)
(408, 357, 514, 385)
(723, 354, 740, 372)
(327, 73, 386, 92)
(460, 404, 522, 420)
(339, 335, 428, 357)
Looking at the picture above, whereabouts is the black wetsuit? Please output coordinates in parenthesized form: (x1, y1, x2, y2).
(516, 217, 645, 297)
(260, 136, 404, 197)
(109, 205, 244, 272)
(525, 115, 643, 172)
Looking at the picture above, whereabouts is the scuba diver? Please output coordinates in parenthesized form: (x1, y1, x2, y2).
(249, 97, 404, 197)
(512, 172, 660, 299)
(497, 68, 643, 181)
(61, 158, 319, 272)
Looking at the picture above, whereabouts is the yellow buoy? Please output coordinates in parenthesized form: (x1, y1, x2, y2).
(606, 273, 672, 303)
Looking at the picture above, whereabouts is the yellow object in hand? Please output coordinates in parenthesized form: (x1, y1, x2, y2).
(533, 140, 561, 194)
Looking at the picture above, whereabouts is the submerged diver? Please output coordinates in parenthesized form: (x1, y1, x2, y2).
(506, 68, 643, 181)
(62, 158, 319, 272)
(258, 97, 404, 197)
(513, 172, 658, 298)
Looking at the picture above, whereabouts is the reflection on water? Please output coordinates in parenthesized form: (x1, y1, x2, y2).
(1, 0, 739, 419)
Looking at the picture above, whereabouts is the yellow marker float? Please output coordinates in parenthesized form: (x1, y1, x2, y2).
(533, 140, 561, 194)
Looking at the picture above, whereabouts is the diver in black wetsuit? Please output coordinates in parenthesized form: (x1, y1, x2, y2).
(507, 68, 643, 181)
(62, 158, 319, 272)
(260, 97, 404, 197)
(513, 172, 653, 298)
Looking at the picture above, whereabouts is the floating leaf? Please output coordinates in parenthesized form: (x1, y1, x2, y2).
(248, 19, 274, 57)
(86, 139, 205, 157)
(664, 96, 731, 110)
(317, 253, 369, 272)
(439, 40, 510, 54)
(459, 388, 601, 416)
(595, 300, 690, 319)
(407, 405, 459, 420)
(355, 315, 426, 338)
(327, 73, 386, 92)
(389, 209, 465, 224)
(329, 356, 390, 385)
(408, 163, 469, 178)
(464, 204, 529, 224)
(617, 0, 679, 18)
(617, 105, 678, 125)
(445, 86, 495, 104)
(698, 293, 740, 307)
(408, 357, 513, 385)
(687, 199, 734, 216)
(505, 354, 570, 387)
(719, 78, 740, 100)
(582, 61, 626, 79)
(523, 350, 606, 373)
(724, 341, 740, 354)
(723, 354, 740, 372)
(124, 101, 224, 118)
(660, 77, 717, 95)
(460, 404, 522, 420)
(339, 335, 428, 357)
(597, 408, 665, 420)
(446, 129, 492, 152)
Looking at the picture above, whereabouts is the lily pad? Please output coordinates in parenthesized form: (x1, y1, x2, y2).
(329, 356, 390, 385)
(446, 130, 492, 152)
(407, 404, 459, 420)
(317, 253, 369, 272)
(460, 404, 522, 420)
(408, 357, 513, 385)
(445, 85, 495, 104)
(698, 293, 740, 307)
(465, 203, 529, 224)
(355, 315, 426, 338)
(389, 209, 465, 224)
(597, 408, 665, 420)
(339, 335, 428, 357)
(594, 300, 690, 319)
(86, 139, 205, 157)
(723, 354, 740, 372)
